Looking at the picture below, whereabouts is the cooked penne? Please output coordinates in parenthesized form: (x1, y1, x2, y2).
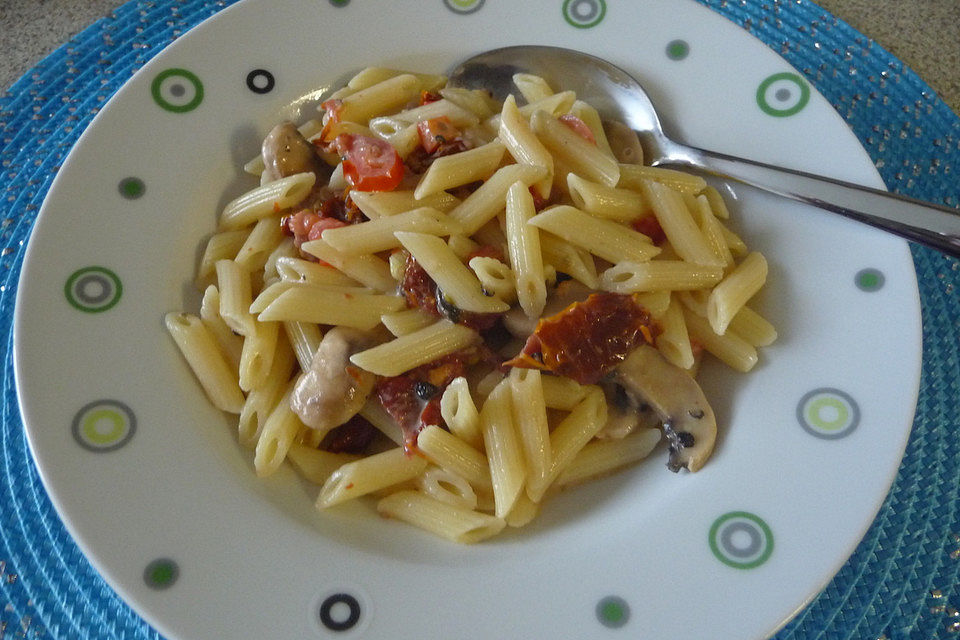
(235, 216, 285, 273)
(446, 163, 547, 235)
(321, 207, 461, 254)
(512, 73, 554, 103)
(617, 163, 708, 194)
(215, 259, 255, 336)
(287, 443, 361, 485)
(499, 95, 553, 198)
(380, 307, 437, 337)
(417, 466, 479, 511)
(196, 228, 250, 289)
(556, 429, 661, 487)
(531, 110, 620, 187)
(274, 256, 361, 287)
(317, 447, 428, 508)
(505, 180, 547, 317)
(683, 306, 758, 372)
(300, 238, 396, 291)
(566, 174, 646, 222)
(439, 377, 482, 449)
(219, 172, 316, 230)
(508, 368, 551, 502)
(529, 205, 660, 264)
(199, 284, 243, 371)
(642, 180, 722, 267)
(349, 319, 479, 377)
(238, 332, 296, 448)
(707, 252, 768, 335)
(414, 140, 507, 199)
(539, 232, 599, 288)
(599, 260, 724, 293)
(727, 305, 778, 347)
(655, 296, 695, 370)
(468, 256, 516, 302)
(417, 424, 491, 488)
(256, 285, 406, 329)
(336, 73, 421, 124)
(165, 312, 245, 413)
(480, 380, 527, 518)
(253, 380, 303, 477)
(349, 189, 461, 218)
(377, 490, 505, 544)
(238, 319, 279, 392)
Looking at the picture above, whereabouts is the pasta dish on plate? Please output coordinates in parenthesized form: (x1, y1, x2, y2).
(165, 66, 775, 543)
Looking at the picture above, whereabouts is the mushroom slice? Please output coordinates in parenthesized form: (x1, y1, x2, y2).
(261, 121, 331, 183)
(290, 327, 378, 434)
(613, 344, 716, 472)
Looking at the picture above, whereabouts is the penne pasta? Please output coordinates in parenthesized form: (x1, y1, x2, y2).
(165, 312, 246, 413)
(349, 319, 479, 377)
(219, 172, 316, 230)
(529, 205, 660, 264)
(317, 447, 428, 508)
(377, 490, 505, 544)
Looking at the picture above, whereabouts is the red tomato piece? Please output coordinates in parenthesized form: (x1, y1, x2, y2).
(416, 116, 461, 154)
(558, 114, 596, 145)
(335, 134, 404, 191)
(631, 214, 666, 245)
(306, 216, 348, 242)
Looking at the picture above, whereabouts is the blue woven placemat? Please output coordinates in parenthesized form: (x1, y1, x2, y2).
(1, 1, 958, 638)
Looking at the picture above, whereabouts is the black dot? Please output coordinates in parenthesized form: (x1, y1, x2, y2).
(319, 593, 361, 631)
(246, 69, 276, 94)
(775, 88, 791, 102)
(169, 83, 186, 98)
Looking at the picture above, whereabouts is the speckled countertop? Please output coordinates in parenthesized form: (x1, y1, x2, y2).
(1, 0, 958, 115)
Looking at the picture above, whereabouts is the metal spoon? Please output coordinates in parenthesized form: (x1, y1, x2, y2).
(448, 45, 960, 258)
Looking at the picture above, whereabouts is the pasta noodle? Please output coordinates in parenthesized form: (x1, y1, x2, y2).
(166, 65, 776, 544)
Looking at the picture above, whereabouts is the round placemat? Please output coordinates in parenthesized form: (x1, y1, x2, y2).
(1, 1, 957, 638)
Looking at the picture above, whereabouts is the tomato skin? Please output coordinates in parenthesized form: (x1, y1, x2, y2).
(558, 114, 596, 145)
(630, 214, 666, 245)
(416, 116, 461, 154)
(334, 134, 404, 192)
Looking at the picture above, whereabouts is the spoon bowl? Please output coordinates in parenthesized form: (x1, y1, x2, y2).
(448, 45, 960, 257)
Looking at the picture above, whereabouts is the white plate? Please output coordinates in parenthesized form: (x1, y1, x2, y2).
(13, 1, 921, 638)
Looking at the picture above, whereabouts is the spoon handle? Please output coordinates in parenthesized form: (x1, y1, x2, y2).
(665, 145, 960, 258)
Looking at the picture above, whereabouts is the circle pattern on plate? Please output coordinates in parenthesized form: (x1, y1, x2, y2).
(318, 593, 362, 631)
(443, 0, 484, 14)
(709, 512, 774, 569)
(64, 266, 122, 313)
(143, 558, 179, 590)
(797, 388, 861, 439)
(855, 268, 886, 292)
(117, 177, 145, 199)
(756, 72, 810, 117)
(596, 596, 630, 628)
(151, 68, 204, 113)
(666, 39, 690, 60)
(246, 69, 275, 94)
(71, 400, 136, 452)
(562, 0, 605, 28)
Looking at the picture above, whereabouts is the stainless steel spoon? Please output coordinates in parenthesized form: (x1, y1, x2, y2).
(448, 45, 960, 258)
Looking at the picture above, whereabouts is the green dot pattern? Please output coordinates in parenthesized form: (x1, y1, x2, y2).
(562, 0, 606, 28)
(151, 68, 204, 113)
(144, 558, 179, 590)
(666, 40, 690, 60)
(756, 72, 810, 117)
(64, 266, 122, 313)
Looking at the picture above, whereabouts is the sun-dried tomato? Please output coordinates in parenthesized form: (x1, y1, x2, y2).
(631, 214, 666, 245)
(376, 350, 476, 452)
(504, 293, 659, 384)
(320, 415, 378, 454)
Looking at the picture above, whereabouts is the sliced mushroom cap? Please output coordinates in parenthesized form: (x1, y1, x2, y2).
(290, 327, 377, 434)
(596, 381, 660, 440)
(261, 121, 330, 183)
(613, 344, 716, 472)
